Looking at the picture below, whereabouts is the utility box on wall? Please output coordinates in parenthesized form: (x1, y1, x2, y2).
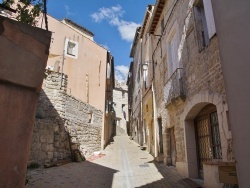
(218, 162, 238, 184)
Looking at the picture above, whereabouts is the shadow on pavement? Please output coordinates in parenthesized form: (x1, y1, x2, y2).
(135, 161, 187, 188)
(26, 161, 118, 188)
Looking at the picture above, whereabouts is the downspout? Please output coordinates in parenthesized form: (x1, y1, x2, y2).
(140, 38, 143, 146)
(60, 37, 66, 89)
(152, 82, 158, 158)
(150, 34, 158, 158)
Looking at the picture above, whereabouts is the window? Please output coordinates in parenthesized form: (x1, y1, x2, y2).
(88, 112, 93, 124)
(137, 67, 141, 83)
(161, 18, 164, 34)
(194, 0, 216, 50)
(65, 38, 78, 59)
(167, 31, 178, 77)
(210, 112, 222, 159)
(163, 56, 168, 85)
(67, 42, 76, 56)
(195, 104, 222, 179)
(122, 91, 125, 98)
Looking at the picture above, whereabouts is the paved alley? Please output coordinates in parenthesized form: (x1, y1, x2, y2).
(26, 132, 187, 188)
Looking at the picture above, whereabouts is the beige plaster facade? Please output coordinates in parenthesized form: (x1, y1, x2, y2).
(38, 16, 114, 149)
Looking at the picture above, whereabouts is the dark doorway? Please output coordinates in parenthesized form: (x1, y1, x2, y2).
(158, 118, 163, 154)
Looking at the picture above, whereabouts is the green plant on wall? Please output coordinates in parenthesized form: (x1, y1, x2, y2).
(1, 0, 48, 29)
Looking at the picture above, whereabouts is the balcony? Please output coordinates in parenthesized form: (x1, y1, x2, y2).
(164, 68, 186, 107)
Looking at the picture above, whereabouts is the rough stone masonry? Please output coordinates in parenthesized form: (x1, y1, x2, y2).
(29, 71, 103, 165)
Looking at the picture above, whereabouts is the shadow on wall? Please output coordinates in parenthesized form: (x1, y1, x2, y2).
(29, 71, 103, 166)
(30, 88, 71, 166)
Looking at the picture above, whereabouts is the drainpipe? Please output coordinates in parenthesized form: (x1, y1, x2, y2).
(140, 38, 144, 146)
(60, 37, 66, 89)
(152, 80, 158, 158)
(150, 33, 158, 158)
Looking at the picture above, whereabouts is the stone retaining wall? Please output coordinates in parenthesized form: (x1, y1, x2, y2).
(29, 71, 103, 165)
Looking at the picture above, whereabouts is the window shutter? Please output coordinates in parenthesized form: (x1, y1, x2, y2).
(172, 34, 178, 72)
(167, 44, 173, 76)
(203, 0, 216, 39)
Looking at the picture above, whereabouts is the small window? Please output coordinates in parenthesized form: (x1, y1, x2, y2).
(122, 91, 125, 98)
(65, 38, 78, 59)
(88, 112, 93, 124)
(67, 42, 76, 56)
(137, 67, 141, 83)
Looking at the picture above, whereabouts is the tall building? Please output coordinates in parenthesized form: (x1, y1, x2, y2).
(128, 0, 236, 187)
(39, 16, 115, 149)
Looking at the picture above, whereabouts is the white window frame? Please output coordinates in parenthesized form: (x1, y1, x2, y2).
(64, 38, 78, 59)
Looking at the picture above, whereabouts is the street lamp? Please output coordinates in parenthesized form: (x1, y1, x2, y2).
(142, 63, 148, 88)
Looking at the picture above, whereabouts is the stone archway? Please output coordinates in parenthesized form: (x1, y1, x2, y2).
(179, 92, 228, 179)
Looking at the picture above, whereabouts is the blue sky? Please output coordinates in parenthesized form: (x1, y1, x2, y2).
(45, 0, 155, 82)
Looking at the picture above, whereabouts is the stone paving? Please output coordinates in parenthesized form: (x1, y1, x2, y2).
(26, 132, 187, 188)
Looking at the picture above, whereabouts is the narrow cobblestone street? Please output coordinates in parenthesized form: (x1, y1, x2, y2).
(26, 130, 187, 188)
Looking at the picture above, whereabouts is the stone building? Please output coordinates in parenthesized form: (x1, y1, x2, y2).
(27, 15, 115, 164)
(129, 27, 143, 145)
(126, 62, 133, 137)
(0, 5, 116, 158)
(128, 0, 235, 187)
(113, 80, 128, 134)
(38, 16, 115, 149)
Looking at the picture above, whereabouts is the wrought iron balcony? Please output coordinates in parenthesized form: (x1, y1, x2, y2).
(164, 68, 186, 106)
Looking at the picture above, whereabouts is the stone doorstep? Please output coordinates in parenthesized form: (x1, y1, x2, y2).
(178, 178, 202, 188)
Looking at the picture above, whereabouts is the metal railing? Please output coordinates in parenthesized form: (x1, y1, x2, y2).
(164, 68, 186, 106)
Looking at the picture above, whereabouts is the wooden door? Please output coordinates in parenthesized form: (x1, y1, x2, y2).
(158, 118, 163, 154)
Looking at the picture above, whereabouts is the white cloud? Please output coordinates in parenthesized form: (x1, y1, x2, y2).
(91, 5, 139, 42)
(91, 5, 124, 23)
(65, 5, 77, 17)
(118, 21, 140, 42)
(115, 65, 129, 82)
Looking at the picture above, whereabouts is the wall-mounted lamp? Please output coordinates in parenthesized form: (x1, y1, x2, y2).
(142, 63, 148, 71)
(142, 63, 149, 89)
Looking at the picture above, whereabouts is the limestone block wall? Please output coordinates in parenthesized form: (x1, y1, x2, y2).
(152, 0, 229, 166)
(29, 71, 103, 165)
(65, 96, 103, 157)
